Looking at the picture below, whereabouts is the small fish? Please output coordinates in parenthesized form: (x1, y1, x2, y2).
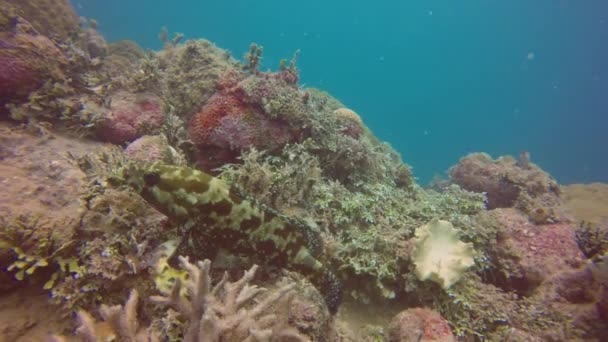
(115, 162, 343, 314)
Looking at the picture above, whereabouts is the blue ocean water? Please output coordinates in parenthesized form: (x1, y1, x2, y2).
(74, 0, 608, 185)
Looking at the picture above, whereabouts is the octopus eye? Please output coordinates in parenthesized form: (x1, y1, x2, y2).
(143, 172, 161, 186)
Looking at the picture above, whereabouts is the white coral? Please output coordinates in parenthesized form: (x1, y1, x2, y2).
(150, 256, 307, 342)
(411, 219, 475, 289)
(53, 289, 159, 342)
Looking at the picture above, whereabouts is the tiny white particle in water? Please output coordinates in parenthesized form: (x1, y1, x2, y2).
(429, 10, 433, 16)
(424, 130, 429, 136)
(379, 56, 385, 62)
(527, 52, 535, 60)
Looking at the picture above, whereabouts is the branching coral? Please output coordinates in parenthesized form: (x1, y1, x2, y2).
(52, 289, 159, 342)
(150, 256, 307, 341)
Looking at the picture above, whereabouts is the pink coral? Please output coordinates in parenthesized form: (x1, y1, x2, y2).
(490, 208, 584, 292)
(0, 32, 66, 103)
(387, 307, 455, 342)
(96, 91, 165, 144)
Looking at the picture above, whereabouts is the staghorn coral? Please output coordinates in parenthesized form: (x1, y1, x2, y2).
(150, 256, 307, 341)
(243, 42, 263, 73)
(52, 289, 159, 342)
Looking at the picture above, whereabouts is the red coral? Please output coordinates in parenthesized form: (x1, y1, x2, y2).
(96, 91, 165, 144)
(188, 83, 301, 171)
(387, 308, 455, 342)
(188, 93, 251, 148)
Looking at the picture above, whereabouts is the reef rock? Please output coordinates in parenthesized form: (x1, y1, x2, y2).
(486, 208, 584, 293)
(449, 152, 565, 224)
(333, 107, 364, 138)
(0, 30, 67, 106)
(0, 122, 107, 292)
(125, 135, 172, 164)
(387, 307, 455, 342)
(562, 183, 608, 225)
(155, 39, 239, 121)
(96, 91, 165, 144)
(1, 0, 80, 42)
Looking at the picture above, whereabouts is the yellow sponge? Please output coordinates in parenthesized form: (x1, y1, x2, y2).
(412, 219, 475, 289)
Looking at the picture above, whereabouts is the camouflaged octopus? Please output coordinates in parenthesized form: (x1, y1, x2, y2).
(116, 162, 343, 314)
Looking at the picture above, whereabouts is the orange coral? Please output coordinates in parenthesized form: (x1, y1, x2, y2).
(188, 80, 302, 171)
(188, 93, 252, 148)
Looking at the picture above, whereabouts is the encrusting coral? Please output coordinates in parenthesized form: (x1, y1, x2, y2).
(150, 256, 307, 341)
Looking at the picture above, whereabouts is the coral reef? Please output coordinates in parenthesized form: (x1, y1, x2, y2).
(79, 23, 108, 59)
(2, 1, 607, 340)
(114, 161, 343, 314)
(0, 124, 90, 294)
